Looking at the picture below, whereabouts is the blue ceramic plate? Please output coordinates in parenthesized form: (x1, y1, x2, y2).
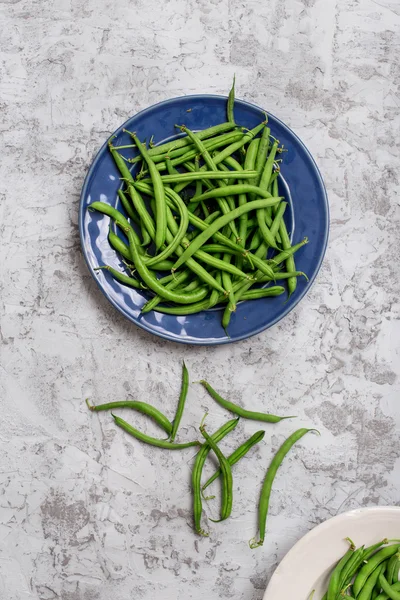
(79, 95, 329, 345)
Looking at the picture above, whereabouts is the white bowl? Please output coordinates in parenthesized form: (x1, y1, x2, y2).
(263, 506, 400, 600)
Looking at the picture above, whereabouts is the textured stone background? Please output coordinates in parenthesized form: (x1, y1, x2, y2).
(1, 0, 399, 599)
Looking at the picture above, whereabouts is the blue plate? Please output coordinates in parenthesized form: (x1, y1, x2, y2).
(79, 95, 329, 345)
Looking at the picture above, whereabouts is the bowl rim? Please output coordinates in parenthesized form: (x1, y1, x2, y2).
(79, 94, 330, 345)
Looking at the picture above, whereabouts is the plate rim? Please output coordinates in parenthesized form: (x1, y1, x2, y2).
(263, 505, 400, 599)
(79, 94, 330, 345)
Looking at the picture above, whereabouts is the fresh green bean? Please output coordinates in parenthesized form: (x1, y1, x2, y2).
(202, 431, 265, 491)
(375, 583, 400, 600)
(141, 270, 192, 313)
(86, 398, 172, 435)
(94, 265, 144, 289)
(221, 255, 236, 332)
(89, 200, 143, 248)
(127, 122, 237, 163)
(250, 428, 318, 548)
(172, 198, 281, 271)
(129, 132, 166, 249)
(109, 146, 135, 183)
(90, 202, 210, 304)
(353, 546, 400, 596)
(117, 189, 140, 224)
(154, 170, 257, 183)
(192, 417, 239, 535)
(388, 555, 400, 585)
(198, 380, 293, 423)
(170, 361, 189, 443)
(108, 227, 132, 261)
(327, 540, 355, 600)
(255, 125, 271, 186)
(359, 564, 390, 600)
(227, 76, 235, 123)
(112, 414, 200, 449)
(270, 201, 287, 240)
(179, 126, 240, 240)
(379, 572, 400, 600)
(199, 423, 233, 522)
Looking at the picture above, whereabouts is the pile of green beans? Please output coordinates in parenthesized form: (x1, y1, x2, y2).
(89, 80, 309, 332)
(313, 539, 400, 599)
(87, 363, 318, 545)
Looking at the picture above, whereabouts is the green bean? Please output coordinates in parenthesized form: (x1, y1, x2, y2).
(112, 414, 200, 449)
(363, 540, 390, 561)
(338, 546, 366, 595)
(129, 132, 166, 249)
(257, 209, 279, 249)
(165, 154, 178, 175)
(140, 221, 151, 246)
(173, 198, 281, 270)
(227, 76, 235, 123)
(109, 146, 135, 183)
(239, 137, 260, 253)
(192, 417, 239, 535)
(239, 286, 285, 300)
(169, 361, 189, 443)
(202, 430, 265, 492)
(221, 257, 236, 332)
(198, 380, 293, 423)
(108, 227, 132, 261)
(270, 201, 287, 240)
(375, 583, 400, 600)
(192, 183, 276, 203)
(327, 540, 356, 600)
(89, 200, 144, 248)
(255, 125, 271, 186)
(379, 572, 400, 600)
(155, 170, 258, 183)
(126, 122, 238, 166)
(90, 203, 210, 305)
(209, 272, 222, 308)
(268, 238, 308, 266)
(86, 398, 172, 435)
(143, 186, 189, 267)
(94, 265, 145, 289)
(250, 428, 318, 548)
(179, 126, 240, 240)
(353, 546, 400, 596)
(388, 555, 400, 585)
(199, 423, 233, 522)
(141, 270, 192, 313)
(135, 183, 277, 280)
(167, 131, 245, 176)
(358, 564, 390, 600)
(196, 250, 252, 280)
(210, 121, 266, 167)
(204, 211, 221, 224)
(117, 189, 140, 224)
(259, 140, 279, 190)
(393, 560, 400, 584)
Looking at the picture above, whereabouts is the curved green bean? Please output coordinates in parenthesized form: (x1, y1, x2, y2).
(198, 380, 293, 423)
(112, 414, 200, 449)
(172, 198, 281, 271)
(192, 417, 239, 536)
(202, 430, 265, 492)
(86, 398, 172, 435)
(170, 361, 189, 443)
(129, 132, 166, 249)
(199, 424, 233, 522)
(250, 428, 318, 548)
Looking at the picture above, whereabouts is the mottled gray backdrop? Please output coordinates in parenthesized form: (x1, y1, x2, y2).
(1, 0, 399, 599)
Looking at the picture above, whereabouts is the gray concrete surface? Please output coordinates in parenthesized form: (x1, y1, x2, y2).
(1, 0, 399, 599)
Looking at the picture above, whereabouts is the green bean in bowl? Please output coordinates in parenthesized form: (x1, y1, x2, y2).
(88, 79, 309, 333)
